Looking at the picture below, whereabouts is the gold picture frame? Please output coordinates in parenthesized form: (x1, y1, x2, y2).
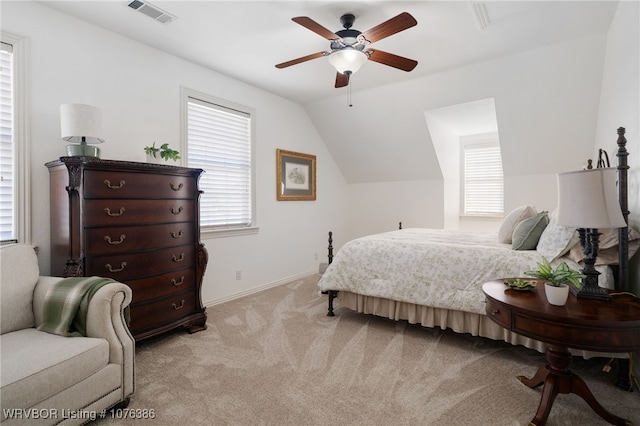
(276, 149, 316, 201)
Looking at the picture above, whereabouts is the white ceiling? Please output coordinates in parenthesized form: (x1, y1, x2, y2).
(40, 1, 617, 106)
(37, 1, 619, 185)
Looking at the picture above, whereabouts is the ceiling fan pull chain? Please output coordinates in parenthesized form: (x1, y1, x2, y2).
(348, 77, 353, 107)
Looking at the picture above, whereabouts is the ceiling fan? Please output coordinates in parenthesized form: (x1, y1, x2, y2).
(275, 12, 418, 88)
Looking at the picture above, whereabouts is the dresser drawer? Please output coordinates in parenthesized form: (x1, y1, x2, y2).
(127, 269, 196, 304)
(85, 199, 195, 226)
(86, 245, 195, 281)
(85, 222, 195, 255)
(129, 289, 198, 334)
(84, 170, 197, 199)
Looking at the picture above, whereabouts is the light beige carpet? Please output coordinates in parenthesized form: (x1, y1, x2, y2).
(98, 274, 639, 425)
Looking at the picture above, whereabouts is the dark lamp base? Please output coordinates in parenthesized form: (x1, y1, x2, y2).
(571, 284, 611, 301)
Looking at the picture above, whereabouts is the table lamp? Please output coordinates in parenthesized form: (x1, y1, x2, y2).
(556, 167, 626, 300)
(60, 103, 104, 157)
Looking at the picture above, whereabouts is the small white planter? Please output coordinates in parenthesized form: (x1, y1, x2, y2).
(146, 153, 164, 164)
(544, 283, 570, 306)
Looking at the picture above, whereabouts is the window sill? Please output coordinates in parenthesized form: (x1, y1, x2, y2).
(201, 226, 259, 238)
(459, 215, 504, 220)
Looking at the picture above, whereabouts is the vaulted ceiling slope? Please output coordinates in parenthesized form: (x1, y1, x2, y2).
(42, 1, 619, 183)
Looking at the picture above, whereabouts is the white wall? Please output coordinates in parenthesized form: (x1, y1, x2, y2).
(319, 33, 607, 237)
(3, 2, 349, 305)
(424, 112, 459, 230)
(594, 0, 640, 294)
(346, 180, 443, 240)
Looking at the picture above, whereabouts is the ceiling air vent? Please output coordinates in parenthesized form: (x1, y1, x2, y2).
(127, 0, 176, 24)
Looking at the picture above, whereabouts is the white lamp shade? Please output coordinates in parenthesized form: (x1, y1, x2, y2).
(60, 103, 104, 144)
(328, 48, 368, 74)
(557, 168, 626, 229)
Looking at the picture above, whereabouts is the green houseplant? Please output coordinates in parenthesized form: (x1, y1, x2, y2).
(524, 257, 585, 306)
(144, 143, 180, 162)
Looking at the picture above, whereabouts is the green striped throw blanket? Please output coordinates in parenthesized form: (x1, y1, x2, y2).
(38, 276, 116, 337)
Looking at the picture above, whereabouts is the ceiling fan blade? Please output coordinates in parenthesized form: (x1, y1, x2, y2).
(292, 16, 339, 40)
(361, 12, 417, 43)
(367, 49, 418, 72)
(335, 72, 349, 88)
(275, 52, 325, 69)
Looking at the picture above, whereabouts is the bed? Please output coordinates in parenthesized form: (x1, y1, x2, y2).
(318, 127, 638, 359)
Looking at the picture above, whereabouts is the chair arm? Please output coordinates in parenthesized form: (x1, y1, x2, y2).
(33, 278, 135, 398)
(86, 282, 135, 398)
(85, 282, 134, 360)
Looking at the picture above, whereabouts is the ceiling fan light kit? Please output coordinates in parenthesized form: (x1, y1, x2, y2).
(275, 12, 418, 90)
(328, 48, 368, 75)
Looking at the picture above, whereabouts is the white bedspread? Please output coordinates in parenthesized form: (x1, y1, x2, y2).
(317, 228, 613, 315)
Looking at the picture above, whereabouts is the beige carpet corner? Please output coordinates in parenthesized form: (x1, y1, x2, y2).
(97, 274, 640, 425)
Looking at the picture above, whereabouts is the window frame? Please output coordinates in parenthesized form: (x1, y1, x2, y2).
(0, 31, 30, 244)
(460, 134, 504, 218)
(181, 87, 257, 237)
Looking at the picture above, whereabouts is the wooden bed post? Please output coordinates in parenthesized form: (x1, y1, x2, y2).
(614, 127, 633, 392)
(326, 231, 337, 316)
(616, 127, 629, 293)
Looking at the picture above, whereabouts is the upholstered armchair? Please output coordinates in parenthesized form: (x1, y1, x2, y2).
(1, 244, 134, 425)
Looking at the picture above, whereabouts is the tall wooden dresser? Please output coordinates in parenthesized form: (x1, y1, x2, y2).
(46, 157, 207, 341)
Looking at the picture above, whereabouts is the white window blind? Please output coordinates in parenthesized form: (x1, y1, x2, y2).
(187, 96, 252, 229)
(464, 142, 503, 216)
(0, 42, 15, 241)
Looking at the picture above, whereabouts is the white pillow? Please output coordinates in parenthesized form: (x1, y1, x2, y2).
(536, 208, 578, 261)
(598, 226, 640, 249)
(498, 205, 537, 244)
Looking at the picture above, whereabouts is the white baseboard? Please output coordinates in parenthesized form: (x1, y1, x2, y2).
(204, 270, 317, 307)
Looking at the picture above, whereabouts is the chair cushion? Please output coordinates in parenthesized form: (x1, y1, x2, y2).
(1, 244, 40, 333)
(0, 328, 109, 413)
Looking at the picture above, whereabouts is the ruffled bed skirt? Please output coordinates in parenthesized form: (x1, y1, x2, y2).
(337, 291, 626, 360)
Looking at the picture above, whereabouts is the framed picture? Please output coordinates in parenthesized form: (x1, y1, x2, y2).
(276, 149, 316, 201)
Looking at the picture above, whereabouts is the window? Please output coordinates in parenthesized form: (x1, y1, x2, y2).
(183, 88, 256, 235)
(463, 141, 503, 216)
(1, 33, 28, 243)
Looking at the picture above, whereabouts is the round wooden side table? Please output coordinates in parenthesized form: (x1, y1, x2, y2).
(483, 279, 640, 426)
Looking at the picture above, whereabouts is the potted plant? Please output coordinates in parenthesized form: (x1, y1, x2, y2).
(524, 257, 585, 306)
(144, 143, 181, 163)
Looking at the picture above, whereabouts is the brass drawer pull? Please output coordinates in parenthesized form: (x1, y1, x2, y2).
(171, 276, 185, 286)
(105, 262, 127, 273)
(104, 179, 125, 189)
(491, 309, 499, 316)
(172, 300, 185, 310)
(170, 206, 183, 215)
(172, 253, 185, 262)
(104, 234, 126, 245)
(104, 207, 125, 217)
(170, 230, 184, 239)
(170, 182, 183, 191)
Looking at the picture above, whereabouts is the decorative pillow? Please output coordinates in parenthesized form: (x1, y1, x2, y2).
(498, 205, 537, 244)
(536, 208, 578, 261)
(566, 226, 640, 265)
(512, 212, 549, 250)
(598, 226, 640, 249)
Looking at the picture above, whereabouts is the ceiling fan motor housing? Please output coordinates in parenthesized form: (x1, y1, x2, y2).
(332, 29, 365, 51)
